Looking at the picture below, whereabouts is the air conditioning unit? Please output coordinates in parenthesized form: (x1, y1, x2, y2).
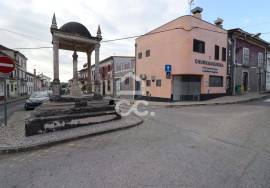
(140, 74, 147, 80)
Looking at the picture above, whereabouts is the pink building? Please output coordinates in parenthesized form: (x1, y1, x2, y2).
(135, 7, 228, 101)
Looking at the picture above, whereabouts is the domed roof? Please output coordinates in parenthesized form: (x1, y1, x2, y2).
(59, 22, 91, 38)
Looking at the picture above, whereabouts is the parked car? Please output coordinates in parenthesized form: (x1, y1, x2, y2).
(25, 91, 50, 110)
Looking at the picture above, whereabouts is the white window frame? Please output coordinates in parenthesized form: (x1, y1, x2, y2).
(243, 48, 249, 65)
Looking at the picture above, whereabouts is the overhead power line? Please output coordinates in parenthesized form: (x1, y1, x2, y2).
(242, 21, 270, 29)
(0, 27, 51, 44)
(4, 25, 270, 51)
(102, 26, 227, 43)
(1, 22, 270, 51)
(9, 26, 228, 50)
(12, 47, 52, 50)
(262, 31, 270, 35)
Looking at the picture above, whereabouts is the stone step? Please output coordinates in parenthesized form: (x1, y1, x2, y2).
(25, 111, 121, 136)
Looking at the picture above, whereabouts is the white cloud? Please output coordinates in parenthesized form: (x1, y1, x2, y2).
(0, 0, 188, 82)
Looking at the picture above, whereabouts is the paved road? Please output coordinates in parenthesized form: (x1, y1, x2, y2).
(1, 98, 270, 188)
(0, 99, 25, 125)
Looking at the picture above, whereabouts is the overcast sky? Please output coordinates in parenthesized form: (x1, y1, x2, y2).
(1, 0, 270, 82)
(0, 0, 189, 82)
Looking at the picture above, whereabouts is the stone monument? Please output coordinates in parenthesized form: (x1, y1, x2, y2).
(24, 14, 119, 137)
(50, 13, 102, 98)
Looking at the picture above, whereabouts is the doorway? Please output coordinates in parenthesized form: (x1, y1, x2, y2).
(243, 72, 248, 92)
(116, 78, 121, 96)
(173, 75, 201, 101)
(135, 81, 141, 96)
(258, 73, 263, 92)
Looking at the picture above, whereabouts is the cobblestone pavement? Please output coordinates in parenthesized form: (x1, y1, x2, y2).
(0, 108, 142, 151)
(0, 99, 25, 125)
(0, 98, 270, 187)
(0, 111, 28, 147)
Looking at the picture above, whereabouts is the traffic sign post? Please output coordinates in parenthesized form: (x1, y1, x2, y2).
(0, 56, 15, 126)
(3, 75, 7, 126)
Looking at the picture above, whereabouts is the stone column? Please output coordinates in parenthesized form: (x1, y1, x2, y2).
(94, 43, 101, 94)
(73, 51, 78, 81)
(52, 39, 60, 97)
(70, 51, 82, 97)
(87, 51, 92, 94)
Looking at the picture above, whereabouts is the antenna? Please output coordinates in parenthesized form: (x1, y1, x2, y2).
(188, 0, 195, 15)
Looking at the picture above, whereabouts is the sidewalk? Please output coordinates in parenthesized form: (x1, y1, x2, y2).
(0, 96, 27, 105)
(148, 92, 268, 107)
(0, 110, 143, 154)
(110, 92, 269, 107)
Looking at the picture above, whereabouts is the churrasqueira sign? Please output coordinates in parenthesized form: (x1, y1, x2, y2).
(194, 59, 224, 67)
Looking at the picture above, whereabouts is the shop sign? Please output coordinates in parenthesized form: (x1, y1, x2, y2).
(202, 67, 219, 74)
(195, 59, 224, 67)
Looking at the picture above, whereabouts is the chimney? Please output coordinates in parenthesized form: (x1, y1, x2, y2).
(191, 7, 203, 19)
(214, 18, 224, 28)
(34, 68, 36, 76)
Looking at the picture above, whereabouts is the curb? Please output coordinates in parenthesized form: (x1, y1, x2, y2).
(147, 95, 269, 108)
(112, 95, 268, 108)
(0, 115, 143, 154)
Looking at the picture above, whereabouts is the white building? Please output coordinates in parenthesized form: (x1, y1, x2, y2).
(36, 73, 51, 91)
(15, 51, 28, 96)
(26, 72, 35, 95)
(0, 44, 28, 99)
(77, 56, 135, 98)
(113, 57, 135, 98)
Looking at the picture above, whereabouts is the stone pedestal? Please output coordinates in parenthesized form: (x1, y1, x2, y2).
(52, 79, 61, 97)
(94, 81, 101, 95)
(25, 100, 119, 136)
(70, 82, 82, 97)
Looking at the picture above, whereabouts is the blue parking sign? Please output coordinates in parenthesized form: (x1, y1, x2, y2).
(165, 64, 171, 73)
